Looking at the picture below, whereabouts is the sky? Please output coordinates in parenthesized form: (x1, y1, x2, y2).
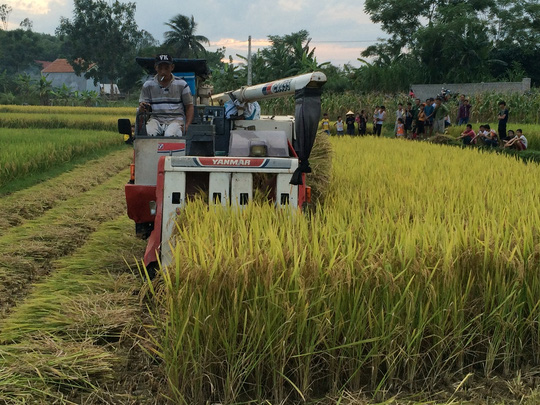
(4, 0, 389, 67)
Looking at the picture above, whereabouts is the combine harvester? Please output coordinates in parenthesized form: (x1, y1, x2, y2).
(118, 58, 327, 272)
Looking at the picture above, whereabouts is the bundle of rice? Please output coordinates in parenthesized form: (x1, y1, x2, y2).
(306, 130, 333, 205)
(428, 134, 460, 145)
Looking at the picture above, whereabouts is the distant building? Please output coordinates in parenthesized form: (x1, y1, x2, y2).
(99, 83, 120, 95)
(41, 59, 100, 93)
(410, 78, 531, 101)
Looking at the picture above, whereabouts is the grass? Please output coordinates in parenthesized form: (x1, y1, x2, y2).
(145, 136, 540, 404)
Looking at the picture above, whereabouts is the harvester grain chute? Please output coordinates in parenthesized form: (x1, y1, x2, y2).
(118, 57, 327, 272)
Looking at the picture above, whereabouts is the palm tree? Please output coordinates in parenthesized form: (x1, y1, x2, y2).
(164, 15, 210, 58)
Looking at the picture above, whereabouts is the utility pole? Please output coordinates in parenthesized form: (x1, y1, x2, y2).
(247, 35, 252, 86)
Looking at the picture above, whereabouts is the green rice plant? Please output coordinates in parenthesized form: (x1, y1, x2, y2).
(0, 128, 123, 187)
(145, 137, 540, 404)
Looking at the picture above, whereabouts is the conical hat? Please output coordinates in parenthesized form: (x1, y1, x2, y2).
(346, 110, 354, 115)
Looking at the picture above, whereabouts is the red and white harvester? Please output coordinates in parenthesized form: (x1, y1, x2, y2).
(118, 58, 326, 272)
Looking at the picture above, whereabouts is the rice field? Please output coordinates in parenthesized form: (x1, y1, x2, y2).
(0, 105, 135, 116)
(0, 105, 540, 403)
(148, 136, 540, 404)
(0, 113, 121, 131)
(0, 128, 123, 187)
(0, 105, 149, 403)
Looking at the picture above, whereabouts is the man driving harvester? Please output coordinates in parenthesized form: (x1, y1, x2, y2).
(139, 54, 194, 137)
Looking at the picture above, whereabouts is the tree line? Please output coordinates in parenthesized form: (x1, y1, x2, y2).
(0, 0, 538, 105)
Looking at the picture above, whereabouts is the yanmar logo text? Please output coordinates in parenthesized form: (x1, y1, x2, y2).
(196, 157, 267, 167)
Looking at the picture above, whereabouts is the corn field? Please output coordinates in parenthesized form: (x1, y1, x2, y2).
(146, 136, 540, 404)
(262, 89, 540, 125)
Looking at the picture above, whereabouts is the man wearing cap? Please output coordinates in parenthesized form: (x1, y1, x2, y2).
(139, 54, 194, 137)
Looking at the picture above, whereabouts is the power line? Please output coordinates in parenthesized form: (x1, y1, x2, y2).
(312, 40, 382, 43)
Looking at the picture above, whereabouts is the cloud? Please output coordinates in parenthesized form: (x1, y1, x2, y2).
(211, 38, 271, 49)
(6, 0, 63, 15)
(278, 0, 305, 12)
(5, 0, 70, 33)
(209, 36, 368, 68)
(317, 2, 373, 25)
(2, 0, 385, 68)
(313, 42, 368, 66)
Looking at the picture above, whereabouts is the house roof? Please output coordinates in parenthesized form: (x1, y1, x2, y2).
(41, 59, 75, 73)
(41, 58, 95, 74)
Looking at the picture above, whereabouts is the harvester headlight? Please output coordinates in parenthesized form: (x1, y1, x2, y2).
(149, 200, 157, 216)
(249, 140, 268, 157)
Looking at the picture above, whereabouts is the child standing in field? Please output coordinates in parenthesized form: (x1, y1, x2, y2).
(457, 98, 471, 126)
(498, 101, 509, 138)
(416, 104, 426, 139)
(356, 111, 367, 136)
(372, 106, 380, 135)
(396, 118, 405, 138)
(424, 98, 435, 137)
(394, 103, 405, 136)
(321, 113, 330, 135)
(375, 106, 386, 137)
(405, 102, 413, 138)
(334, 116, 344, 136)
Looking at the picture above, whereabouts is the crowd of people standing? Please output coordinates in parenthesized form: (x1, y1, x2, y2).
(320, 95, 527, 151)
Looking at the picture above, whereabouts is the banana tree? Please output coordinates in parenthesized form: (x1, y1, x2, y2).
(38, 75, 53, 106)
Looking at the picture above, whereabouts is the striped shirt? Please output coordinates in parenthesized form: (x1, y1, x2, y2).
(139, 75, 193, 123)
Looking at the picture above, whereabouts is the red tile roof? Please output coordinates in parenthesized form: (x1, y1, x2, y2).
(41, 59, 76, 73)
(41, 59, 95, 73)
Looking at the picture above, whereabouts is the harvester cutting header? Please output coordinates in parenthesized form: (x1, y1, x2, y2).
(118, 56, 327, 272)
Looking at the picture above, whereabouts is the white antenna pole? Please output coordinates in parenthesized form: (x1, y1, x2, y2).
(247, 35, 252, 86)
